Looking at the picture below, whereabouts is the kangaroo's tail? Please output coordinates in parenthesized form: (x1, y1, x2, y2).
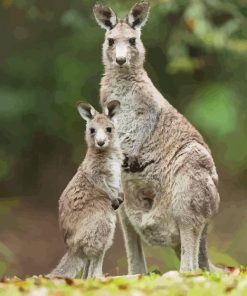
(47, 252, 84, 278)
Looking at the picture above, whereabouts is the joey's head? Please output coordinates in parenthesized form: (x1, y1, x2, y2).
(77, 100, 120, 151)
(93, 1, 150, 70)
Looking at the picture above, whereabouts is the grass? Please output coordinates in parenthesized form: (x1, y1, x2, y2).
(1, 269, 247, 296)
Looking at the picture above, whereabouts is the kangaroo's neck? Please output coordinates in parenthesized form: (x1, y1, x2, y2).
(103, 65, 151, 84)
(101, 63, 167, 109)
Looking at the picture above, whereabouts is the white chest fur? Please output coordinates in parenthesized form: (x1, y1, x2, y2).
(106, 154, 122, 191)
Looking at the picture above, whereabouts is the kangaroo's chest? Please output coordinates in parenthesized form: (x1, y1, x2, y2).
(102, 83, 142, 152)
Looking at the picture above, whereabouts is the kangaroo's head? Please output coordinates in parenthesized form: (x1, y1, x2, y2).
(93, 1, 150, 69)
(77, 100, 120, 150)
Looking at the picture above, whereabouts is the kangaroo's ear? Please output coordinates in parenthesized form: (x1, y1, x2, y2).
(127, 1, 150, 29)
(77, 102, 97, 121)
(105, 100, 121, 119)
(93, 2, 117, 30)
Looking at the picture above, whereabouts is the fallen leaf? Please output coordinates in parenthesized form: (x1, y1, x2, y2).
(118, 283, 129, 290)
(225, 267, 240, 276)
(64, 277, 74, 285)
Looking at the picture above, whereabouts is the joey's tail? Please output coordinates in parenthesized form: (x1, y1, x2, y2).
(47, 252, 84, 278)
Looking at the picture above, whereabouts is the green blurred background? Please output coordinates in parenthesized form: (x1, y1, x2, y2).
(0, 0, 246, 277)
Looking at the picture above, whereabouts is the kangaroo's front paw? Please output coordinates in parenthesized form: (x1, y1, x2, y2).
(122, 154, 141, 173)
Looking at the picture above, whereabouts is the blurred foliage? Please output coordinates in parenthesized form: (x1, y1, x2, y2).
(0, 199, 17, 277)
(0, 0, 246, 275)
(0, 0, 246, 188)
(0, 242, 12, 276)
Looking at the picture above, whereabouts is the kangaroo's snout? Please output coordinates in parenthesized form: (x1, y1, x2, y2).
(116, 57, 126, 66)
(97, 140, 105, 147)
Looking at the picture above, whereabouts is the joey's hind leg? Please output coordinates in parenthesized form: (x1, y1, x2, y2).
(118, 206, 147, 275)
(48, 252, 84, 278)
(81, 259, 90, 279)
(179, 223, 204, 272)
(87, 253, 104, 278)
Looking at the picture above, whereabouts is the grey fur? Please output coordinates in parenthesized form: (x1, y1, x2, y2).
(94, 2, 220, 273)
(48, 102, 123, 278)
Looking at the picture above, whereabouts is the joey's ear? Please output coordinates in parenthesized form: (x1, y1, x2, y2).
(127, 1, 150, 29)
(77, 102, 97, 121)
(93, 2, 117, 30)
(105, 100, 120, 119)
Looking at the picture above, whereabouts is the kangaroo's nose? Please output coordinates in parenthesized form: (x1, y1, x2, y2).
(97, 141, 105, 147)
(116, 58, 126, 65)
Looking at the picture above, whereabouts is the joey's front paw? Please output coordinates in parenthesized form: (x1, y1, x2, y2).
(111, 199, 120, 210)
(122, 154, 141, 173)
(111, 197, 124, 210)
(122, 153, 129, 168)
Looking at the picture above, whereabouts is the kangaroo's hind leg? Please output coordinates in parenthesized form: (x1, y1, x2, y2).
(118, 205, 147, 275)
(179, 223, 204, 272)
(199, 224, 210, 270)
(199, 225, 222, 272)
(176, 224, 211, 272)
(174, 226, 213, 272)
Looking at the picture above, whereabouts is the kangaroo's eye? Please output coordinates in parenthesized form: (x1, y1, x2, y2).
(108, 38, 115, 46)
(129, 38, 136, 46)
(106, 127, 112, 133)
(90, 128, 95, 134)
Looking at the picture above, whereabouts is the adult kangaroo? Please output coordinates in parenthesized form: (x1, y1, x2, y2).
(93, 1, 220, 273)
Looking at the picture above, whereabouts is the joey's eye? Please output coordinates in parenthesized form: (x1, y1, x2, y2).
(108, 38, 115, 46)
(129, 38, 136, 46)
(106, 127, 112, 133)
(90, 128, 95, 134)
